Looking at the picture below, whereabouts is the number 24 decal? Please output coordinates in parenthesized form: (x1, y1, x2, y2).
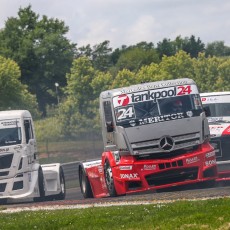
(177, 85, 192, 95)
(116, 107, 134, 121)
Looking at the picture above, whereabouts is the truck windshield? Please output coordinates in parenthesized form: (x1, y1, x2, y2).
(0, 127, 22, 146)
(114, 94, 203, 127)
(204, 103, 230, 117)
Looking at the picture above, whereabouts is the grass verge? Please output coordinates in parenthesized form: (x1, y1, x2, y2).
(1, 198, 230, 229)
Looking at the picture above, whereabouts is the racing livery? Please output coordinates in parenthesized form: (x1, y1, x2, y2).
(79, 79, 217, 198)
(201, 92, 230, 181)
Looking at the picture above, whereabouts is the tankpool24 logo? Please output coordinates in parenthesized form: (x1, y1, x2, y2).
(113, 85, 196, 108)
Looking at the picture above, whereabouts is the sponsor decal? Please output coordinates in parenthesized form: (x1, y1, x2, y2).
(117, 94, 130, 106)
(114, 85, 197, 108)
(115, 106, 135, 121)
(208, 117, 224, 122)
(98, 165, 103, 174)
(139, 113, 184, 125)
(120, 80, 192, 94)
(205, 159, 216, 166)
(120, 173, 139, 179)
(186, 111, 193, 117)
(205, 151, 216, 158)
(129, 120, 136, 127)
(1, 120, 19, 126)
(83, 160, 102, 168)
(143, 164, 156, 170)
(119, 165, 133, 170)
(201, 97, 206, 102)
(202, 97, 218, 103)
(14, 145, 22, 151)
(186, 156, 200, 164)
(0, 148, 9, 152)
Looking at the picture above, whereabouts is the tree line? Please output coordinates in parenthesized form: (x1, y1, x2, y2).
(0, 5, 230, 139)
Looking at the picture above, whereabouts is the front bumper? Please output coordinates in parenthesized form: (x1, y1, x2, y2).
(112, 144, 217, 195)
(0, 170, 39, 200)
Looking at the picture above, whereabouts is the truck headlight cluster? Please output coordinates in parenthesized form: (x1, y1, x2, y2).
(113, 151, 120, 163)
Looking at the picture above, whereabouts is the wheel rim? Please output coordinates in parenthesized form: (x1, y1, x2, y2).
(105, 163, 113, 191)
(81, 171, 86, 193)
(60, 175, 65, 194)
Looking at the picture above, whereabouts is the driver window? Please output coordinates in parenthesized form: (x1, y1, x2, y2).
(24, 120, 34, 144)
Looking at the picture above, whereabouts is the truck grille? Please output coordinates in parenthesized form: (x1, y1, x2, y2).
(131, 132, 200, 159)
(0, 183, 7, 192)
(210, 136, 230, 161)
(145, 167, 198, 186)
(0, 154, 13, 169)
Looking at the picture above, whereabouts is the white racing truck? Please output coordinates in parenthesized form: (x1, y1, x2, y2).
(0, 110, 66, 203)
(201, 92, 230, 182)
(79, 78, 217, 198)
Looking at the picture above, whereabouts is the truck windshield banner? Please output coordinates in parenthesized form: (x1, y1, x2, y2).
(113, 85, 198, 108)
(113, 84, 202, 125)
(0, 120, 20, 129)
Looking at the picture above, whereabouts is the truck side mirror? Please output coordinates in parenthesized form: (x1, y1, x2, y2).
(203, 106, 211, 117)
(106, 121, 114, 132)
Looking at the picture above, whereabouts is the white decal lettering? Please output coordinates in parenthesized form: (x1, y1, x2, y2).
(120, 173, 138, 179)
(186, 156, 200, 164)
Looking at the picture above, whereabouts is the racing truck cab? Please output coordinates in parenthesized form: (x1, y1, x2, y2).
(79, 79, 217, 198)
(0, 110, 66, 203)
(201, 92, 230, 181)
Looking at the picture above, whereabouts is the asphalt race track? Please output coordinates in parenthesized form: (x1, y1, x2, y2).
(1, 162, 230, 209)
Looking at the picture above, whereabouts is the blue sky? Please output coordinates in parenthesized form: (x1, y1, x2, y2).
(1, 0, 230, 49)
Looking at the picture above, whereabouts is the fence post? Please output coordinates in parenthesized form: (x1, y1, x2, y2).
(46, 139, 49, 158)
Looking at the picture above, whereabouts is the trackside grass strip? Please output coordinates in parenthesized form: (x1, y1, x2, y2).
(1, 198, 230, 229)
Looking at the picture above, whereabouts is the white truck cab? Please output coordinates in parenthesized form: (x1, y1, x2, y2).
(0, 110, 65, 203)
(201, 92, 230, 181)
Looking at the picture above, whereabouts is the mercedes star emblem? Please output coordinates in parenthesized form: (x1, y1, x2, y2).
(159, 136, 174, 151)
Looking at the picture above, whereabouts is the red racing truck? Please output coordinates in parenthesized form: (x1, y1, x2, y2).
(79, 78, 217, 198)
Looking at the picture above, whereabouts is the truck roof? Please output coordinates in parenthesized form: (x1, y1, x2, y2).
(0, 110, 32, 120)
(100, 78, 195, 99)
(200, 92, 230, 96)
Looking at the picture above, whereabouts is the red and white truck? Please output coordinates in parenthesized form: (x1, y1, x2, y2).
(0, 110, 66, 203)
(201, 92, 230, 182)
(79, 78, 217, 198)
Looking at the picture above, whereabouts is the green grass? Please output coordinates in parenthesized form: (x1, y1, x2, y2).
(1, 198, 230, 229)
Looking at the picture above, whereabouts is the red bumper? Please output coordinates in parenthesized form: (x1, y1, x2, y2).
(86, 142, 217, 198)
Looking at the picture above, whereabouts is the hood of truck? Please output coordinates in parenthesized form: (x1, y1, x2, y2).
(116, 116, 206, 155)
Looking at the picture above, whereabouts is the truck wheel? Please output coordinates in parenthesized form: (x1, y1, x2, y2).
(79, 167, 93, 198)
(33, 167, 45, 202)
(104, 160, 117, 197)
(53, 167, 66, 200)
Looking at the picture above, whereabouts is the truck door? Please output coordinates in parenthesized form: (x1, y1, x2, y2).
(24, 119, 36, 165)
(103, 101, 115, 145)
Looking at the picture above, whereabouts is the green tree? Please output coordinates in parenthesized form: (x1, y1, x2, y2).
(205, 41, 230, 57)
(181, 35, 205, 58)
(77, 41, 113, 72)
(111, 69, 137, 89)
(0, 55, 39, 116)
(115, 47, 159, 73)
(193, 53, 228, 92)
(158, 50, 195, 79)
(59, 57, 99, 137)
(157, 38, 176, 59)
(0, 5, 75, 116)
